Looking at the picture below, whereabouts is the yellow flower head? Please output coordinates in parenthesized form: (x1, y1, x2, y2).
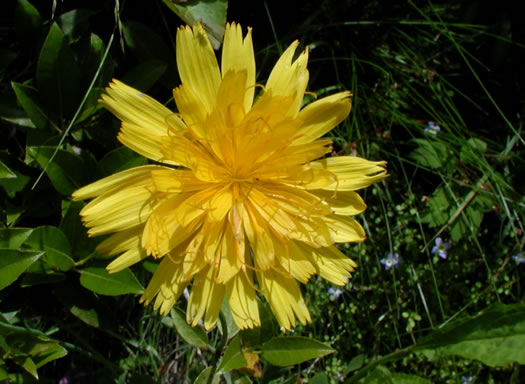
(73, 23, 387, 331)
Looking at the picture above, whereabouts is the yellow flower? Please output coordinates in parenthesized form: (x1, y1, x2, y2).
(73, 23, 387, 331)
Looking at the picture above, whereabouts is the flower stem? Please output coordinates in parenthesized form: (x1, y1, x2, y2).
(206, 311, 228, 384)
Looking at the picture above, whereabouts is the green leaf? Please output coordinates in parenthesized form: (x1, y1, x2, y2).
(194, 366, 220, 384)
(79, 266, 143, 296)
(56, 9, 95, 43)
(0, 228, 33, 249)
(27, 146, 86, 195)
(409, 139, 448, 169)
(391, 373, 432, 384)
(36, 23, 82, 118)
(163, 307, 208, 348)
(161, 0, 228, 49)
(13, 355, 38, 379)
(11, 82, 52, 130)
(0, 161, 16, 179)
(0, 90, 36, 128)
(344, 354, 366, 374)
(460, 137, 487, 165)
(362, 366, 393, 384)
(218, 336, 247, 373)
(414, 303, 525, 367)
(99, 147, 147, 176)
(310, 372, 329, 384)
(14, 0, 42, 53)
(122, 60, 168, 93)
(24, 226, 74, 271)
(60, 201, 98, 260)
(260, 336, 334, 367)
(0, 250, 43, 290)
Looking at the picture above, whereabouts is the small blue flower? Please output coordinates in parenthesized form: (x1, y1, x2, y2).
(327, 287, 343, 300)
(380, 253, 401, 270)
(461, 376, 474, 384)
(424, 121, 441, 137)
(432, 237, 451, 259)
(512, 252, 525, 265)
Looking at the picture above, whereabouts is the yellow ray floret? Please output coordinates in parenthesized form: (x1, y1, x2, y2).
(73, 22, 388, 331)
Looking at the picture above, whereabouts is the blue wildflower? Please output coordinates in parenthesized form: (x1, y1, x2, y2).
(424, 121, 441, 137)
(512, 252, 525, 265)
(380, 253, 401, 270)
(327, 287, 343, 300)
(432, 237, 451, 259)
(461, 376, 474, 384)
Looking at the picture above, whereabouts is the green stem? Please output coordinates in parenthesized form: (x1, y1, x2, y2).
(344, 348, 414, 384)
(206, 311, 228, 384)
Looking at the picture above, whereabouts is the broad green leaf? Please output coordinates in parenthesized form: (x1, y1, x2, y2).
(460, 137, 487, 165)
(161, 0, 228, 49)
(194, 366, 220, 384)
(0, 91, 36, 128)
(36, 23, 82, 118)
(163, 307, 208, 348)
(0, 250, 43, 290)
(122, 60, 168, 93)
(0, 161, 16, 179)
(11, 82, 52, 130)
(27, 146, 86, 195)
(362, 366, 393, 384)
(414, 303, 525, 367)
(99, 147, 147, 176)
(14, 0, 42, 53)
(260, 336, 334, 367)
(79, 266, 143, 296)
(409, 139, 447, 169)
(218, 336, 246, 373)
(56, 9, 95, 43)
(0, 228, 33, 249)
(344, 354, 366, 374)
(310, 372, 329, 384)
(13, 355, 38, 379)
(24, 226, 74, 271)
(60, 201, 98, 260)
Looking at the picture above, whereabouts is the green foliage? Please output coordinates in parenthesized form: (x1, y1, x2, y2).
(1, 0, 523, 383)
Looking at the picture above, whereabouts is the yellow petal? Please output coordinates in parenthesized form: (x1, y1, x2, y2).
(176, 24, 221, 113)
(142, 192, 208, 257)
(106, 247, 148, 273)
(117, 122, 174, 164)
(294, 92, 352, 145)
(215, 225, 242, 284)
(310, 189, 367, 216)
(140, 256, 186, 307)
(221, 22, 255, 112)
(257, 269, 310, 330)
(299, 243, 357, 286)
(173, 84, 207, 132)
(276, 240, 316, 284)
(266, 41, 309, 117)
(73, 165, 161, 201)
(226, 271, 260, 329)
(100, 79, 178, 136)
(81, 186, 156, 236)
(187, 265, 225, 329)
(325, 215, 366, 243)
(96, 226, 143, 256)
(308, 156, 388, 191)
